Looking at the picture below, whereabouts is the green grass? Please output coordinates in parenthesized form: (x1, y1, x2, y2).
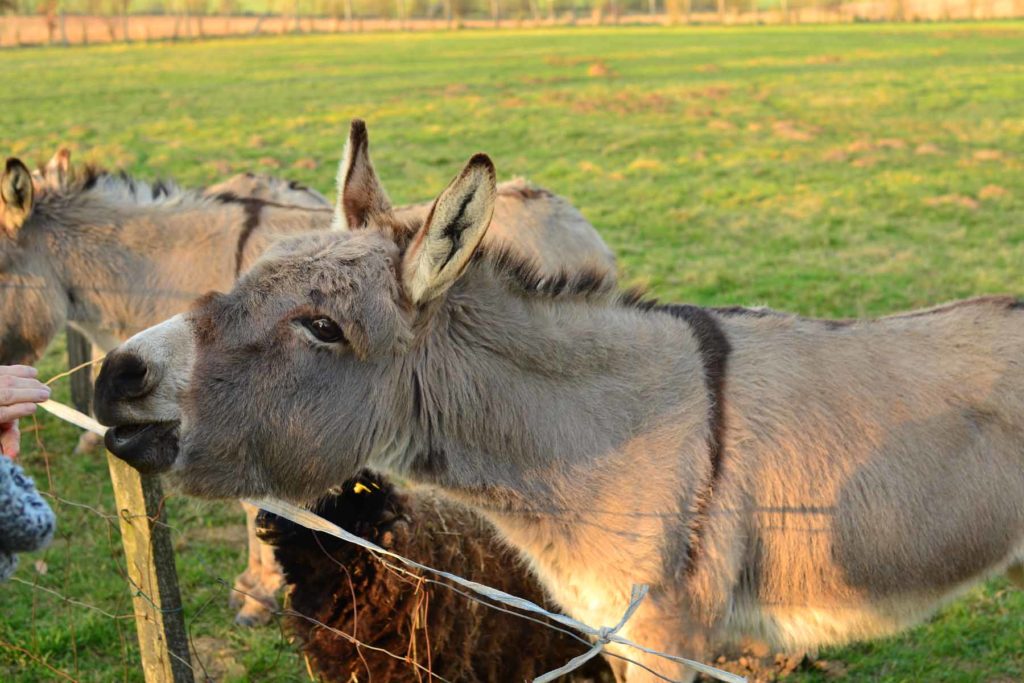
(2, 22, 1023, 682)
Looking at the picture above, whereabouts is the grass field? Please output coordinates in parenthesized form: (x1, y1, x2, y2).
(2, 22, 1023, 682)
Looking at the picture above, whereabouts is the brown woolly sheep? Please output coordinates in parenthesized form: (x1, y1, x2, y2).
(255, 471, 615, 683)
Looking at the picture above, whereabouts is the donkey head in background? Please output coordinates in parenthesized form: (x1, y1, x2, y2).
(0, 158, 66, 365)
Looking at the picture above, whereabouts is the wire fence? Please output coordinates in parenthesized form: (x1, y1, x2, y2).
(3, 354, 746, 683)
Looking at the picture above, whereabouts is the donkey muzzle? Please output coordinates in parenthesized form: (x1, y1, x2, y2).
(104, 421, 180, 474)
(94, 340, 183, 475)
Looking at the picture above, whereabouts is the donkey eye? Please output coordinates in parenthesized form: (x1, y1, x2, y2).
(302, 317, 345, 344)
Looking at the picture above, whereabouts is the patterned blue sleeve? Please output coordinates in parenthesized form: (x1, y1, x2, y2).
(0, 457, 56, 581)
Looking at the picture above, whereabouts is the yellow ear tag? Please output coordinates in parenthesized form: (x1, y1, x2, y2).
(353, 482, 372, 495)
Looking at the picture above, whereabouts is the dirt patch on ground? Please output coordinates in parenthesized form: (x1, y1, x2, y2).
(697, 86, 731, 101)
(806, 54, 843, 65)
(190, 635, 246, 681)
(772, 120, 818, 142)
(978, 184, 1011, 201)
(587, 60, 615, 78)
(973, 149, 1004, 162)
(550, 90, 675, 116)
(822, 148, 849, 163)
(924, 194, 979, 210)
(875, 138, 906, 150)
(627, 157, 666, 171)
(699, 647, 849, 682)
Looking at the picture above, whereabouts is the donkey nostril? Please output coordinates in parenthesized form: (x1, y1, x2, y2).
(102, 352, 156, 402)
(119, 359, 148, 397)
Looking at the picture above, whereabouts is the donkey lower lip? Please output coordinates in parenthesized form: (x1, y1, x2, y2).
(104, 422, 180, 475)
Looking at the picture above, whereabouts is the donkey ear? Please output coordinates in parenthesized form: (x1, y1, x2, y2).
(45, 148, 71, 190)
(331, 119, 391, 231)
(33, 148, 71, 194)
(401, 154, 496, 305)
(1, 158, 35, 238)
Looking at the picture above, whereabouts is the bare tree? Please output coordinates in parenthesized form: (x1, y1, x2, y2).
(119, 0, 131, 42)
(57, 0, 68, 44)
(36, 0, 58, 44)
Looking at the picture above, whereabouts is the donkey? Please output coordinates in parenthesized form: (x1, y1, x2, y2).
(31, 146, 330, 211)
(0, 135, 616, 626)
(94, 145, 1024, 681)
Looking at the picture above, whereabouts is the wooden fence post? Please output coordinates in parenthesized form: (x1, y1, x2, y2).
(67, 328, 194, 683)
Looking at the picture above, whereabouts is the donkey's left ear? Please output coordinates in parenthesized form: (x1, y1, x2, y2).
(45, 148, 71, 191)
(401, 154, 496, 305)
(1, 158, 35, 238)
(331, 119, 392, 231)
(32, 148, 71, 194)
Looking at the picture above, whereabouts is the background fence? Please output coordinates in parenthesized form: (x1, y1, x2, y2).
(2, 0, 1023, 48)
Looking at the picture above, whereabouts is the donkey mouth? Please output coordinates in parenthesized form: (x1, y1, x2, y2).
(105, 421, 180, 474)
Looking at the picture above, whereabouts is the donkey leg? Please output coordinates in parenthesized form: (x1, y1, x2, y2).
(231, 502, 263, 613)
(611, 647, 699, 683)
(234, 502, 284, 627)
(73, 430, 104, 454)
(611, 613, 707, 683)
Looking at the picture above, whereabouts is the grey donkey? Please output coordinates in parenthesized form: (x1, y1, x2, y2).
(0, 138, 615, 626)
(94, 140, 1024, 681)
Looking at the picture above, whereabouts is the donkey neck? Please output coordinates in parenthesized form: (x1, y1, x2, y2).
(381, 268, 723, 621)
(396, 267, 714, 512)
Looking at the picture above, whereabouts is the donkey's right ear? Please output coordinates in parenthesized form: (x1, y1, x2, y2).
(401, 154, 496, 306)
(331, 119, 392, 231)
(1, 158, 34, 238)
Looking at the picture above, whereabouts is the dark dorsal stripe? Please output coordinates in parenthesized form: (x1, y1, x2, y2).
(655, 304, 731, 572)
(233, 198, 265, 278)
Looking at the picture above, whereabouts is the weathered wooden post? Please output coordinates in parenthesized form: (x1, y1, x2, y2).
(67, 328, 194, 683)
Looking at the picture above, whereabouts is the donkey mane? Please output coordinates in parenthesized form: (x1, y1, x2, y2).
(33, 164, 333, 220)
(67, 165, 199, 207)
(473, 244, 620, 301)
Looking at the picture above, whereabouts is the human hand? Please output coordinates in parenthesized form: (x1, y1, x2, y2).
(0, 366, 51, 458)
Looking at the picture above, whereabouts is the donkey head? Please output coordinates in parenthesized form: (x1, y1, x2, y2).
(0, 158, 67, 365)
(95, 120, 497, 501)
(205, 172, 330, 210)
